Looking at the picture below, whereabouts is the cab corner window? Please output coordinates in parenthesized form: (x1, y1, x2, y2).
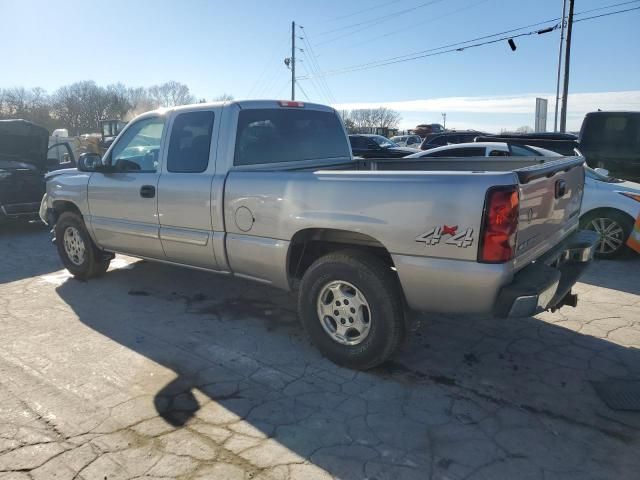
(110, 117, 165, 172)
(167, 111, 215, 173)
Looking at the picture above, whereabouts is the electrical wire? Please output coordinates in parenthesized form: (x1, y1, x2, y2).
(573, 0, 640, 17)
(318, 0, 404, 25)
(247, 35, 290, 98)
(342, 0, 490, 51)
(574, 4, 640, 22)
(299, 3, 640, 80)
(299, 28, 337, 103)
(314, 0, 445, 43)
(295, 80, 311, 101)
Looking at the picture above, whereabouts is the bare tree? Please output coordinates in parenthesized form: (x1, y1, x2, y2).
(213, 93, 234, 101)
(515, 125, 534, 134)
(340, 107, 401, 133)
(148, 81, 195, 108)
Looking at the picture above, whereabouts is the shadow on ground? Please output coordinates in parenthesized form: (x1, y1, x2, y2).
(53, 255, 640, 478)
(0, 220, 60, 284)
(577, 254, 640, 295)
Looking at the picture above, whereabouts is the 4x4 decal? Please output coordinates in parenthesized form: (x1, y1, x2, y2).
(416, 225, 474, 248)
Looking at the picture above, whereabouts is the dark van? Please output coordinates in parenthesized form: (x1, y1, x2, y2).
(0, 120, 74, 223)
(580, 111, 640, 181)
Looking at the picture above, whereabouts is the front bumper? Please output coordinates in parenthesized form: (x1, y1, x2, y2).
(494, 229, 600, 318)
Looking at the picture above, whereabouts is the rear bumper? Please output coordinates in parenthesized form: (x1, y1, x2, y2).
(494, 229, 599, 317)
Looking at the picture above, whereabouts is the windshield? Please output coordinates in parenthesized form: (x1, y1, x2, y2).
(370, 135, 397, 148)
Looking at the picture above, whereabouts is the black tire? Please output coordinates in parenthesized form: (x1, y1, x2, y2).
(54, 211, 111, 279)
(298, 250, 405, 370)
(580, 209, 634, 259)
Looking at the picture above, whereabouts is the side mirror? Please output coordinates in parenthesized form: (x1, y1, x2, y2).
(594, 167, 610, 177)
(77, 152, 102, 172)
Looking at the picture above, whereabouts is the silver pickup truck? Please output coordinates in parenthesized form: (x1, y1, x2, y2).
(41, 100, 598, 369)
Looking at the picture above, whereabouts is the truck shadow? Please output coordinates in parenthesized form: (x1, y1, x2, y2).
(577, 255, 640, 295)
(0, 220, 61, 284)
(54, 258, 640, 476)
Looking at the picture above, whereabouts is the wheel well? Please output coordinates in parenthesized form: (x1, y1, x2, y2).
(580, 207, 634, 226)
(52, 201, 82, 222)
(287, 228, 395, 285)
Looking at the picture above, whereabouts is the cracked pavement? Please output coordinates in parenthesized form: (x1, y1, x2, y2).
(0, 222, 639, 479)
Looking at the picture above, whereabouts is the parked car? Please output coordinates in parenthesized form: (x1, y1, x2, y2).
(414, 123, 445, 137)
(407, 141, 640, 258)
(580, 111, 640, 181)
(420, 130, 486, 150)
(0, 120, 75, 223)
(348, 134, 418, 158)
(475, 133, 580, 156)
(41, 100, 597, 369)
(389, 134, 422, 148)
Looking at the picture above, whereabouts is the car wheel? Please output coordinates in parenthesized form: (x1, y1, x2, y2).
(581, 210, 634, 259)
(54, 211, 111, 279)
(298, 250, 405, 370)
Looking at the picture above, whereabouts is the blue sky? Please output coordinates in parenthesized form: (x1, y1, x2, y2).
(1, 0, 639, 131)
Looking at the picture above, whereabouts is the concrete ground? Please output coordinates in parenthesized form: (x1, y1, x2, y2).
(1, 222, 639, 480)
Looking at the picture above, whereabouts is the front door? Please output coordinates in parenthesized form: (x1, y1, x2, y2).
(87, 115, 166, 259)
(157, 109, 219, 269)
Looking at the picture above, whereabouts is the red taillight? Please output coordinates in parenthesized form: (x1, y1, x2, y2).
(479, 186, 519, 263)
(278, 100, 305, 108)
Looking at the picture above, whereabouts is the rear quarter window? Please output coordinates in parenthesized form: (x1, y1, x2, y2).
(234, 109, 350, 166)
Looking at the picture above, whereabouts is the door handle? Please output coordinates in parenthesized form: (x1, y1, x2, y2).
(140, 185, 156, 198)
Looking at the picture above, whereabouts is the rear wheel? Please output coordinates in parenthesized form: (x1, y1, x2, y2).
(581, 210, 633, 259)
(54, 211, 111, 279)
(298, 250, 405, 370)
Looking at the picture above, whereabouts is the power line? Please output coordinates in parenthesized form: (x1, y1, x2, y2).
(342, 0, 491, 51)
(318, 0, 404, 25)
(246, 35, 289, 98)
(573, 0, 640, 16)
(299, 27, 337, 103)
(574, 4, 640, 22)
(314, 0, 445, 44)
(296, 80, 311, 101)
(299, 3, 639, 80)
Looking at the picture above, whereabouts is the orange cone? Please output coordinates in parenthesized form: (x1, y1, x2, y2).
(627, 214, 640, 254)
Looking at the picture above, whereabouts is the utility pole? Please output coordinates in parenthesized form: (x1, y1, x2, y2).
(442, 113, 446, 129)
(291, 21, 296, 101)
(559, 0, 574, 133)
(553, 0, 568, 132)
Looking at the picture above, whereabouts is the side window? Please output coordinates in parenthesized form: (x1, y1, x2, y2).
(429, 136, 448, 147)
(167, 111, 215, 173)
(458, 147, 486, 157)
(349, 136, 365, 149)
(47, 143, 73, 167)
(110, 117, 165, 172)
(510, 144, 536, 156)
(489, 149, 510, 157)
(424, 148, 460, 158)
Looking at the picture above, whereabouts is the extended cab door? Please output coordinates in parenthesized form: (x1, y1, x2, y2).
(87, 115, 166, 259)
(156, 108, 221, 269)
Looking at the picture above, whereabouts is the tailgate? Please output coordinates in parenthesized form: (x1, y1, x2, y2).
(513, 157, 585, 269)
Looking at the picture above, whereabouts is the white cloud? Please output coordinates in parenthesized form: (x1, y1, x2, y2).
(333, 90, 640, 132)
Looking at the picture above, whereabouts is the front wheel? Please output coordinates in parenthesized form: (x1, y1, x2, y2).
(54, 211, 111, 279)
(298, 250, 405, 370)
(581, 210, 634, 259)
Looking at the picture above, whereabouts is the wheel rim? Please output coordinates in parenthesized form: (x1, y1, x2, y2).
(587, 217, 625, 254)
(63, 226, 86, 265)
(316, 280, 371, 346)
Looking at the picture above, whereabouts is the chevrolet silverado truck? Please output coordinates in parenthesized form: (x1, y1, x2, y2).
(40, 100, 598, 369)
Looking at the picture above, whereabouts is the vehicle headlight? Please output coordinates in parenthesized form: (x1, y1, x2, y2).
(620, 192, 640, 202)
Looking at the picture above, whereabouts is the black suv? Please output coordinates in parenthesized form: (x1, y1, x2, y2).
(580, 111, 640, 181)
(419, 130, 486, 150)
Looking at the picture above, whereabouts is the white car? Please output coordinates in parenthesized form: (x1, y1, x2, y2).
(406, 142, 640, 258)
(389, 135, 422, 148)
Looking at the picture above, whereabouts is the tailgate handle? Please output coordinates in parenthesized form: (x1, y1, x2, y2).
(555, 179, 567, 199)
